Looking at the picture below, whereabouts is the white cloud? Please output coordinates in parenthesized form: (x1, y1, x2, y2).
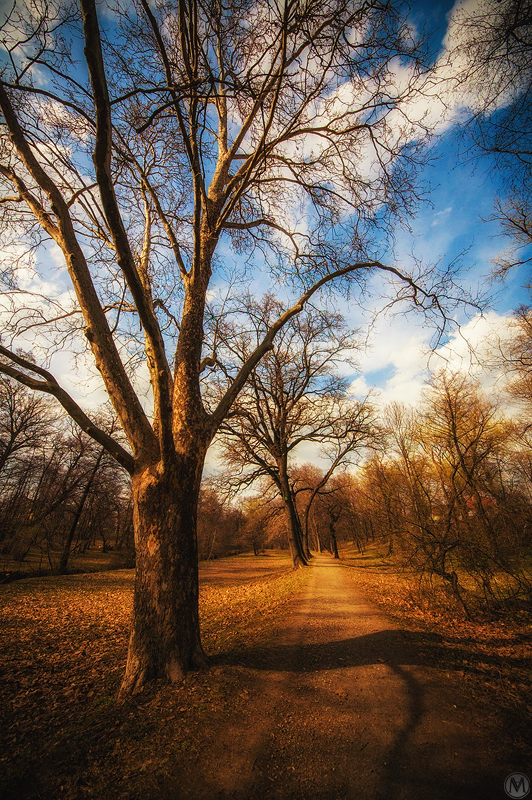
(347, 375, 370, 397)
(431, 206, 453, 227)
(351, 310, 517, 411)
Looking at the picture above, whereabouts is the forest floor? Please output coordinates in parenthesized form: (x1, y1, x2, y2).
(0, 548, 530, 800)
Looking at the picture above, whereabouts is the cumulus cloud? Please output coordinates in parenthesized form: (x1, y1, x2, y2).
(351, 310, 518, 411)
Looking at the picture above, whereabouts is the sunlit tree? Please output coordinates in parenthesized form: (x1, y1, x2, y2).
(218, 298, 376, 566)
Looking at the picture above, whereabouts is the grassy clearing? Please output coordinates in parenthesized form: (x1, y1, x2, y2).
(341, 542, 532, 758)
(0, 552, 306, 800)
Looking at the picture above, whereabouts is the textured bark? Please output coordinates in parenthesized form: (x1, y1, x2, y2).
(119, 454, 207, 698)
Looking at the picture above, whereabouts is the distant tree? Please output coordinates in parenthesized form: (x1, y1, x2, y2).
(496, 308, 532, 410)
(0, 377, 54, 475)
(368, 375, 532, 612)
(196, 483, 242, 560)
(218, 299, 376, 567)
(0, 400, 131, 573)
(238, 496, 277, 556)
(56, 415, 124, 573)
(196, 486, 224, 561)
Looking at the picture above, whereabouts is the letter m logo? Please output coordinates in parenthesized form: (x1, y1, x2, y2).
(505, 773, 530, 799)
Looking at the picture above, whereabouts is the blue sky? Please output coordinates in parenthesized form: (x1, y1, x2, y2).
(341, 0, 532, 408)
(1, 0, 530, 424)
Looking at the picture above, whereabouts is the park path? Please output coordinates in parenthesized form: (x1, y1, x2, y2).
(192, 554, 520, 800)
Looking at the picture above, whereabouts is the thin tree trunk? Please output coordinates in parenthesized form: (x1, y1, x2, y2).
(58, 447, 105, 574)
(301, 524, 312, 561)
(283, 496, 307, 568)
(118, 454, 208, 698)
(328, 513, 340, 559)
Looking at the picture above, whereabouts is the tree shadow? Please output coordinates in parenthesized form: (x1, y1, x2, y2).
(212, 626, 527, 674)
(213, 628, 414, 672)
(213, 629, 519, 799)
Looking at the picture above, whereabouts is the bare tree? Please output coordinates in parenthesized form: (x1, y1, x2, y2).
(57, 416, 121, 573)
(0, 376, 55, 474)
(0, 0, 457, 695)
(218, 298, 376, 566)
(496, 308, 532, 406)
(356, 375, 532, 613)
(448, 0, 532, 272)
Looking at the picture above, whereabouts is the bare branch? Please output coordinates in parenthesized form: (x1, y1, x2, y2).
(0, 346, 134, 473)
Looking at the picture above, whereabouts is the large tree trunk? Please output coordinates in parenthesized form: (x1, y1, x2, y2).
(285, 503, 307, 568)
(277, 463, 307, 568)
(119, 454, 208, 698)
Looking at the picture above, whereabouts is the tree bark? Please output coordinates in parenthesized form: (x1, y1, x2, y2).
(119, 454, 208, 698)
(329, 520, 340, 559)
(277, 461, 307, 568)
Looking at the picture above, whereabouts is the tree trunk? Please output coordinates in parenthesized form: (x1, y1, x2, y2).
(119, 455, 208, 698)
(277, 463, 307, 568)
(283, 495, 307, 568)
(58, 447, 105, 574)
(329, 522, 339, 559)
(301, 525, 313, 561)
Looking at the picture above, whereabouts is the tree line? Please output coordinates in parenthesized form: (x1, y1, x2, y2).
(0, 378, 133, 577)
(0, 366, 369, 577)
(4, 304, 532, 621)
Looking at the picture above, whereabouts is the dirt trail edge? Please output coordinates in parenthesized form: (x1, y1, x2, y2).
(185, 553, 523, 800)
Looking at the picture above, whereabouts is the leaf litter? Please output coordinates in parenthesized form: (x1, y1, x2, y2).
(0, 560, 306, 800)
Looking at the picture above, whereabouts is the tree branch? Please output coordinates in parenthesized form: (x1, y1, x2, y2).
(0, 82, 156, 459)
(210, 260, 384, 428)
(0, 346, 135, 473)
(80, 0, 174, 459)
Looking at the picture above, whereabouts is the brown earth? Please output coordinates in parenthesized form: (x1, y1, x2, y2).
(190, 553, 524, 800)
(1, 552, 528, 800)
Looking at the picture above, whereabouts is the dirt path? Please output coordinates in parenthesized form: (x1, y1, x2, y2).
(187, 554, 523, 800)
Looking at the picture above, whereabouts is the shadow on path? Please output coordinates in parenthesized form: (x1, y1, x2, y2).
(213, 628, 414, 671)
(208, 559, 517, 800)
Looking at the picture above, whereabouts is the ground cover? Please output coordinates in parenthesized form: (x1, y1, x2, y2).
(1, 546, 529, 800)
(0, 552, 303, 800)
